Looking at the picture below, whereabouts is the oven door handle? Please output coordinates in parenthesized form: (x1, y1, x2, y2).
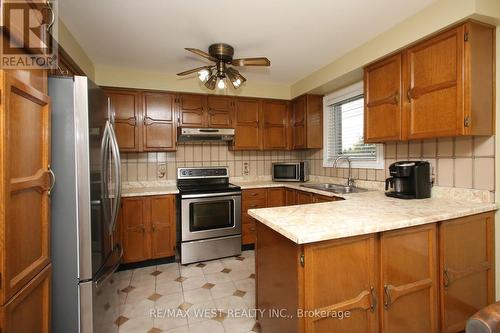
(181, 191, 242, 199)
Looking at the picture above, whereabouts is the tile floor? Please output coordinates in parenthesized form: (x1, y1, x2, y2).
(113, 250, 259, 333)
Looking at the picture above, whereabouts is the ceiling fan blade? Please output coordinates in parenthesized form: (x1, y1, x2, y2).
(231, 57, 270, 66)
(185, 48, 217, 62)
(176, 66, 211, 76)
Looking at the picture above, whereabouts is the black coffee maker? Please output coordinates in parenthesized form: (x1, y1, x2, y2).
(385, 161, 432, 199)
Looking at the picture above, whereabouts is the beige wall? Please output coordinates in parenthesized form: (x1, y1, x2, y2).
(56, 19, 95, 79)
(95, 65, 291, 100)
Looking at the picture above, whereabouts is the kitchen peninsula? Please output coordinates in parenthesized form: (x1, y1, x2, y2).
(248, 191, 497, 333)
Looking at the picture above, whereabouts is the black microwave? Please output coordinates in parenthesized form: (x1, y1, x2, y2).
(272, 162, 309, 182)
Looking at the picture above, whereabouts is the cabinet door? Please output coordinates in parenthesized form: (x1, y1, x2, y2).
(404, 26, 464, 139)
(0, 264, 51, 333)
(439, 212, 494, 333)
(296, 191, 313, 204)
(285, 189, 297, 206)
(267, 188, 285, 207)
(142, 92, 176, 151)
(178, 93, 206, 127)
(121, 198, 149, 263)
(107, 90, 142, 151)
(364, 53, 403, 142)
(292, 96, 307, 149)
(149, 196, 176, 259)
(262, 100, 288, 150)
(1, 73, 51, 304)
(242, 218, 257, 245)
(234, 98, 261, 150)
(207, 96, 233, 128)
(304, 235, 378, 333)
(380, 224, 438, 333)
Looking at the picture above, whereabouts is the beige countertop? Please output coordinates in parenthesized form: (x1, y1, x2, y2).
(121, 181, 178, 197)
(248, 190, 498, 244)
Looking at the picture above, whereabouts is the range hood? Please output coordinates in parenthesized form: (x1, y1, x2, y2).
(177, 127, 235, 142)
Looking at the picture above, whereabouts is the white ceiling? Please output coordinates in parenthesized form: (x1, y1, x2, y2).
(59, 0, 437, 85)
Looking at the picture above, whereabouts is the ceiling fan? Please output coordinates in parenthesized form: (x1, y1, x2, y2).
(177, 43, 271, 90)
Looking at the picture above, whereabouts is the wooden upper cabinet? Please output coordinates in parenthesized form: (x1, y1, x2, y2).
(364, 53, 403, 142)
(380, 224, 438, 333)
(292, 94, 323, 149)
(262, 100, 289, 150)
(233, 98, 262, 150)
(1, 72, 51, 305)
(405, 21, 495, 138)
(404, 26, 465, 139)
(142, 92, 176, 151)
(178, 93, 206, 128)
(207, 96, 234, 128)
(304, 235, 378, 333)
(106, 90, 142, 151)
(364, 20, 494, 142)
(439, 212, 494, 333)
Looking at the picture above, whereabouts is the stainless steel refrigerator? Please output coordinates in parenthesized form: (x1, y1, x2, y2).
(50, 76, 122, 333)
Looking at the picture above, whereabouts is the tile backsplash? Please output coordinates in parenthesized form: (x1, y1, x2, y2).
(121, 143, 307, 182)
(121, 136, 495, 191)
(307, 136, 495, 191)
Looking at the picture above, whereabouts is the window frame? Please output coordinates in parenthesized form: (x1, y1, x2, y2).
(322, 81, 384, 169)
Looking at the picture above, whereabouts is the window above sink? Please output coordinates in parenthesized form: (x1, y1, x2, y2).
(323, 82, 384, 169)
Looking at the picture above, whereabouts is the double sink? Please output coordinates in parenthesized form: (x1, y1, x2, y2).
(300, 183, 368, 194)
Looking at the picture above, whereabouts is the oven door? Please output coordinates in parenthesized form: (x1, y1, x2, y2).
(181, 192, 241, 241)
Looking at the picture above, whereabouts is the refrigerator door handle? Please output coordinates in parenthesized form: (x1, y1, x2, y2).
(108, 122, 122, 235)
(100, 122, 112, 228)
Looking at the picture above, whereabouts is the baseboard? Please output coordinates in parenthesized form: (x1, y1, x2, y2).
(117, 256, 176, 271)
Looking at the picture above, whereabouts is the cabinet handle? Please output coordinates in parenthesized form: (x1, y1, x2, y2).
(248, 204, 258, 208)
(443, 269, 450, 288)
(48, 164, 56, 196)
(250, 193, 258, 196)
(383, 284, 392, 309)
(139, 225, 145, 233)
(394, 91, 399, 105)
(152, 224, 156, 232)
(370, 286, 377, 312)
(407, 89, 412, 102)
(44, 1, 55, 33)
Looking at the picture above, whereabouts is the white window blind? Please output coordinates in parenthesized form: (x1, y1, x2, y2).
(324, 86, 383, 168)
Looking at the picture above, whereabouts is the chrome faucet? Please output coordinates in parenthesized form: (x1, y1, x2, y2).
(333, 156, 354, 187)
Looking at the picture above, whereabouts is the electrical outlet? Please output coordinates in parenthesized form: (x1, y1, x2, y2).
(158, 163, 166, 179)
(243, 162, 249, 176)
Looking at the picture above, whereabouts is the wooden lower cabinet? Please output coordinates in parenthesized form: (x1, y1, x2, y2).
(120, 195, 176, 263)
(256, 214, 490, 333)
(242, 188, 343, 245)
(304, 235, 378, 333)
(297, 191, 314, 204)
(0, 264, 51, 333)
(380, 224, 438, 333)
(439, 212, 494, 333)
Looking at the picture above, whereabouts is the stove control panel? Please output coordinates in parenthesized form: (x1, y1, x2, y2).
(177, 167, 228, 179)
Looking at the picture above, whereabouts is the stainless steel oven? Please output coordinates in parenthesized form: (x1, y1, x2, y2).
(181, 192, 241, 242)
(177, 167, 242, 264)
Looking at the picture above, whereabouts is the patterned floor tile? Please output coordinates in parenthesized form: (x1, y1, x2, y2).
(178, 301, 193, 311)
(147, 293, 163, 302)
(114, 315, 129, 326)
(233, 289, 247, 298)
(221, 268, 232, 274)
(201, 282, 215, 289)
(150, 270, 163, 277)
(121, 286, 136, 293)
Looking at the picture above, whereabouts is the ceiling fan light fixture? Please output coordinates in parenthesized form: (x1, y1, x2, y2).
(217, 78, 226, 89)
(198, 69, 210, 82)
(204, 74, 217, 90)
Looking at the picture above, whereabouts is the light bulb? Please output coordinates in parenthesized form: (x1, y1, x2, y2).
(198, 69, 210, 82)
(217, 79, 226, 89)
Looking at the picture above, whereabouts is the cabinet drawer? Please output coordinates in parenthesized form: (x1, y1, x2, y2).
(242, 212, 257, 225)
(242, 189, 267, 201)
(243, 199, 267, 212)
(243, 220, 257, 233)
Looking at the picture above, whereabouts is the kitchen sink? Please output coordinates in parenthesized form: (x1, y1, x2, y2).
(300, 183, 368, 194)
